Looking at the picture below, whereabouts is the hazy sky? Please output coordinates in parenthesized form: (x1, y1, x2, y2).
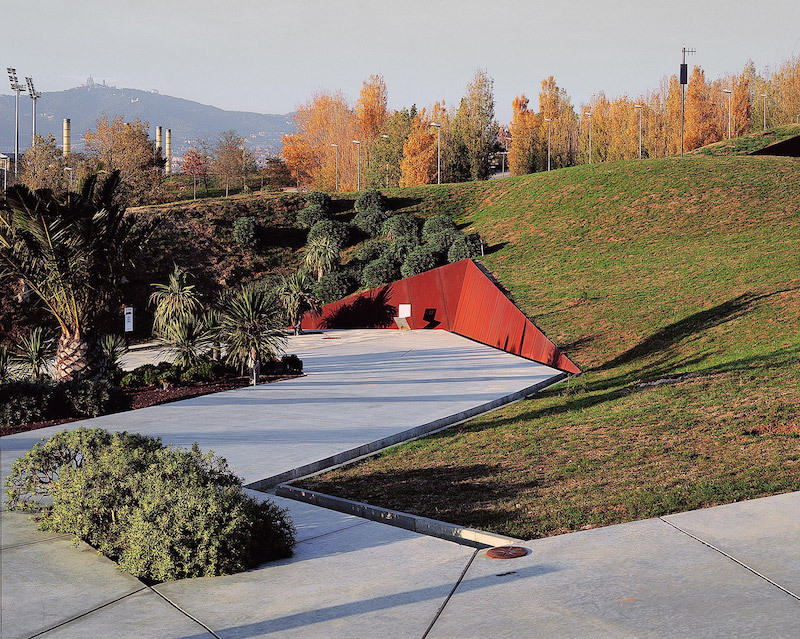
(5, 0, 800, 122)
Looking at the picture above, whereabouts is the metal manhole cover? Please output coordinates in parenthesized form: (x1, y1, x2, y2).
(486, 545, 529, 559)
(322, 337, 340, 340)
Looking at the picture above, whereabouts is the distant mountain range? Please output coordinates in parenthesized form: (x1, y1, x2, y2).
(0, 79, 295, 159)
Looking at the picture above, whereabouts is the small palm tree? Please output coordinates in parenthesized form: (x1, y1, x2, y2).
(14, 327, 55, 380)
(149, 265, 202, 333)
(216, 282, 286, 384)
(279, 269, 321, 335)
(154, 314, 214, 368)
(304, 236, 339, 281)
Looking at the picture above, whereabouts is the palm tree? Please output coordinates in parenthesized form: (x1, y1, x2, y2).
(304, 236, 339, 281)
(0, 172, 159, 380)
(149, 265, 202, 333)
(154, 314, 214, 368)
(279, 269, 320, 335)
(216, 282, 286, 384)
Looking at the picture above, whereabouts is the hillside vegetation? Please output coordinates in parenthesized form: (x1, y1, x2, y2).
(689, 123, 800, 156)
(301, 154, 800, 540)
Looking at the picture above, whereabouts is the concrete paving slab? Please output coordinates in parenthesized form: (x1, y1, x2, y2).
(663, 491, 800, 596)
(33, 589, 216, 639)
(426, 517, 800, 639)
(1, 330, 563, 489)
(258, 491, 367, 545)
(0, 521, 146, 639)
(155, 510, 475, 639)
(2, 510, 70, 549)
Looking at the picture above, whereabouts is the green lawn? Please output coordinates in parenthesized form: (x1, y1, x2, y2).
(299, 154, 800, 540)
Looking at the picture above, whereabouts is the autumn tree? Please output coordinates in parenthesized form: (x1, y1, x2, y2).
(214, 130, 253, 197)
(684, 67, 720, 151)
(399, 108, 437, 186)
(356, 74, 389, 185)
(20, 134, 65, 192)
(366, 106, 415, 188)
(183, 145, 210, 199)
(509, 95, 537, 175)
(537, 76, 578, 170)
(453, 70, 499, 180)
(84, 116, 164, 205)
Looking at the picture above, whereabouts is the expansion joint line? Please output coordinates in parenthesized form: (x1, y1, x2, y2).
(150, 586, 222, 638)
(659, 517, 800, 602)
(27, 588, 148, 638)
(421, 548, 479, 639)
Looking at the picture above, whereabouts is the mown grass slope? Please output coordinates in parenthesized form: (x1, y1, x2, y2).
(690, 123, 800, 156)
(301, 155, 800, 540)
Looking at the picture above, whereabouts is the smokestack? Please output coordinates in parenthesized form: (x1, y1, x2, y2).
(165, 129, 172, 175)
(156, 126, 162, 155)
(62, 119, 71, 158)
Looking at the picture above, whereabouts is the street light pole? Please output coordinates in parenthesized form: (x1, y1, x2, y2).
(331, 144, 339, 192)
(25, 77, 40, 148)
(634, 105, 643, 159)
(7, 68, 24, 176)
(584, 111, 592, 164)
(680, 45, 696, 157)
(431, 123, 441, 184)
(544, 118, 552, 171)
(761, 93, 767, 131)
(722, 89, 732, 139)
(380, 134, 389, 188)
(352, 140, 361, 191)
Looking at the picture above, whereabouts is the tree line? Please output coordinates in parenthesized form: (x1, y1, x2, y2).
(282, 56, 800, 188)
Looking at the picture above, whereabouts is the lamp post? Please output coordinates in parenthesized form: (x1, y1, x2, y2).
(722, 89, 732, 139)
(352, 140, 361, 191)
(430, 122, 441, 184)
(633, 105, 643, 159)
(761, 93, 767, 131)
(25, 77, 40, 148)
(64, 166, 74, 191)
(584, 111, 592, 164)
(331, 144, 339, 192)
(7, 68, 24, 176)
(544, 118, 552, 171)
(380, 134, 389, 187)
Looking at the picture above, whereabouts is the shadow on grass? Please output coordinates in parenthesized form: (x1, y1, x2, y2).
(263, 225, 307, 249)
(386, 195, 423, 211)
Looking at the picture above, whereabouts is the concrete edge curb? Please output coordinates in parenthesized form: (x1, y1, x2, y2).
(275, 484, 523, 549)
(245, 371, 567, 491)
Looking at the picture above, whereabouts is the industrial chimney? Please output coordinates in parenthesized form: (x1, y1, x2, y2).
(62, 119, 70, 158)
(165, 129, 172, 175)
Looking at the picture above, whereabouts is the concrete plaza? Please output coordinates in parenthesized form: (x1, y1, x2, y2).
(1, 330, 798, 638)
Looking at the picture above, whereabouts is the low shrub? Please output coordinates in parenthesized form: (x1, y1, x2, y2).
(351, 206, 392, 238)
(352, 239, 389, 263)
(354, 189, 387, 213)
(383, 237, 419, 266)
(58, 379, 121, 419)
(421, 214, 458, 241)
(308, 219, 350, 250)
(383, 213, 419, 242)
(0, 381, 54, 428)
(426, 229, 463, 255)
(281, 354, 303, 375)
(448, 233, 483, 262)
(296, 203, 331, 229)
(305, 191, 332, 211)
(5, 428, 296, 582)
(313, 271, 354, 305)
(401, 245, 441, 278)
(233, 216, 259, 248)
(361, 257, 400, 288)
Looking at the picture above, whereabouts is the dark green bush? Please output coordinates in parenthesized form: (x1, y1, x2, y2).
(426, 229, 463, 255)
(233, 216, 259, 248)
(305, 191, 332, 211)
(362, 257, 400, 288)
(421, 214, 458, 241)
(0, 381, 54, 428)
(401, 245, 441, 278)
(383, 213, 419, 242)
(352, 239, 389, 263)
(383, 237, 419, 266)
(5, 428, 296, 582)
(448, 233, 483, 262)
(313, 271, 354, 305)
(296, 203, 331, 229)
(354, 189, 387, 213)
(351, 206, 392, 237)
(281, 354, 303, 375)
(308, 219, 350, 250)
(59, 379, 121, 419)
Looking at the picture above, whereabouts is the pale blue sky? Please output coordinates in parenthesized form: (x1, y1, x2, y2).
(4, 0, 799, 122)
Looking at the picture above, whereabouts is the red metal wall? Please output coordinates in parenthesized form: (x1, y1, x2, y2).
(301, 259, 579, 374)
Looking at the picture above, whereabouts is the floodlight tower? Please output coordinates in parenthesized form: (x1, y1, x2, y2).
(25, 77, 41, 148)
(7, 68, 24, 176)
(722, 89, 732, 139)
(680, 45, 696, 157)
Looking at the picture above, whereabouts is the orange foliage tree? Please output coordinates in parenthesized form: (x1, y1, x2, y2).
(399, 108, 436, 186)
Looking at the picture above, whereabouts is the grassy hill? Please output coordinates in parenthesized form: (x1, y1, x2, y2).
(689, 124, 800, 156)
(301, 155, 800, 540)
